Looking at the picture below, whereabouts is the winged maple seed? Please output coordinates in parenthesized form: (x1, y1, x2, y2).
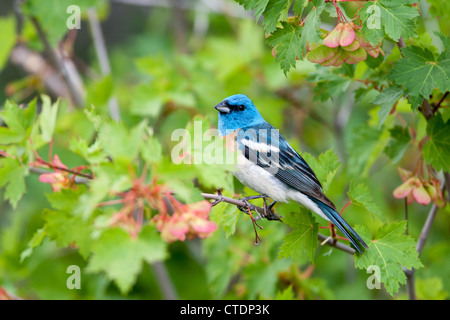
(152, 196, 216, 243)
(307, 22, 384, 67)
(393, 167, 444, 207)
(30, 154, 87, 192)
(99, 174, 217, 242)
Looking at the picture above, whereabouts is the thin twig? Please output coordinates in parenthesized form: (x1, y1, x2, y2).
(420, 99, 434, 120)
(87, 8, 121, 121)
(434, 91, 449, 111)
(444, 173, 450, 201)
(30, 17, 84, 107)
(404, 184, 444, 300)
(201, 192, 282, 221)
(150, 262, 179, 300)
(202, 192, 359, 254)
(404, 202, 439, 300)
(396, 36, 406, 53)
(31, 159, 93, 179)
(405, 270, 416, 300)
(317, 233, 355, 254)
(415, 204, 439, 256)
(29, 166, 91, 185)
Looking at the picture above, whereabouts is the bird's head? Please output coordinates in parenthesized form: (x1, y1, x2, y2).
(215, 94, 265, 136)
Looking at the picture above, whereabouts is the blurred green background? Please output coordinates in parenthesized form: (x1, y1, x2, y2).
(0, 0, 448, 300)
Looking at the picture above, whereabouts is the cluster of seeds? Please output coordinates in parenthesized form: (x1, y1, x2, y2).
(307, 22, 384, 67)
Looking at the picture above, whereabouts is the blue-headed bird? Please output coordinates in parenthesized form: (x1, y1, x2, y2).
(215, 94, 368, 253)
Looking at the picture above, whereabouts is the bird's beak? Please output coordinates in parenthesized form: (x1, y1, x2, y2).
(214, 102, 231, 114)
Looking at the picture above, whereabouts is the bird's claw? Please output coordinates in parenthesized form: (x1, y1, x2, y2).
(262, 198, 281, 221)
(237, 194, 268, 219)
(237, 195, 268, 245)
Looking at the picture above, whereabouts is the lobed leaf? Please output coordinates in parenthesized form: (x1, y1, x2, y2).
(278, 209, 318, 263)
(422, 114, 450, 171)
(354, 221, 423, 297)
(87, 226, 168, 294)
(347, 182, 384, 221)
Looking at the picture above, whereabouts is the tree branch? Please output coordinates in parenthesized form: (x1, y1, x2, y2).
(434, 91, 448, 110)
(201, 192, 358, 254)
(28, 166, 91, 185)
(318, 233, 355, 254)
(404, 184, 445, 300)
(150, 261, 178, 300)
(395, 34, 449, 299)
(30, 17, 84, 107)
(201, 192, 282, 221)
(420, 98, 434, 121)
(415, 202, 440, 256)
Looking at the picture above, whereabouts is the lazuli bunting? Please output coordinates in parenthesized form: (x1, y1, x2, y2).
(215, 94, 368, 253)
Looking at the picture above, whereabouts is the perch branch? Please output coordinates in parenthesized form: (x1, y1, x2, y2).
(201, 192, 358, 254)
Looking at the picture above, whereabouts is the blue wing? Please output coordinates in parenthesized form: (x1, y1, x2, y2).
(235, 122, 368, 253)
(236, 122, 336, 210)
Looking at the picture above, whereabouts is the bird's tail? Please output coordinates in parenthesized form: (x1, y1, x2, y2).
(310, 198, 368, 254)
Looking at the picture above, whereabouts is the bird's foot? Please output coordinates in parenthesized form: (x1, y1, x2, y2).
(262, 198, 280, 221)
(237, 195, 268, 245)
(237, 194, 268, 220)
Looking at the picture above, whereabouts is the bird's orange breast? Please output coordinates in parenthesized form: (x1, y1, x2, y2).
(224, 130, 239, 153)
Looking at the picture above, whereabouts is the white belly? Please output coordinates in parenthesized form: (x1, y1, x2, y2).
(233, 154, 329, 221)
(233, 154, 289, 202)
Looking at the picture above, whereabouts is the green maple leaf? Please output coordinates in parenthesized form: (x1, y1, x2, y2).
(261, 0, 292, 34)
(275, 285, 295, 300)
(422, 114, 450, 171)
(235, 0, 292, 34)
(98, 120, 147, 162)
(0, 100, 36, 145)
(210, 201, 239, 238)
(0, 158, 28, 208)
(347, 182, 384, 221)
(360, 0, 419, 44)
(20, 228, 46, 262)
(371, 86, 404, 128)
(43, 210, 95, 259)
(41, 186, 94, 258)
(70, 138, 109, 164)
(388, 46, 450, 101)
(39, 95, 59, 143)
(354, 221, 423, 297)
(266, 22, 302, 75)
(292, 0, 309, 16)
(244, 259, 289, 299)
(384, 125, 411, 164)
(278, 209, 318, 263)
(87, 225, 168, 294)
(307, 69, 352, 102)
(298, 0, 325, 55)
(301, 148, 341, 194)
(265, 1, 324, 74)
(235, 0, 270, 21)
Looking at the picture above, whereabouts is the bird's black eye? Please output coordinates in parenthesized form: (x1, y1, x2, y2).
(238, 105, 245, 111)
